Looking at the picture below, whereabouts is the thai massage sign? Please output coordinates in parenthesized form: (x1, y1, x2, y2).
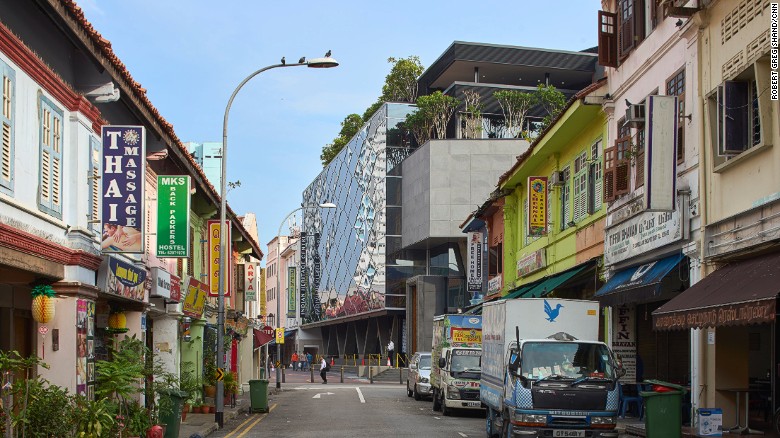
(101, 126, 145, 253)
(528, 176, 548, 236)
(207, 220, 232, 297)
(105, 256, 147, 302)
(156, 176, 190, 257)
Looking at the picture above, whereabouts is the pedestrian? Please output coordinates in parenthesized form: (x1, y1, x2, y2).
(320, 356, 328, 384)
(306, 352, 313, 371)
(387, 340, 395, 367)
(291, 352, 299, 371)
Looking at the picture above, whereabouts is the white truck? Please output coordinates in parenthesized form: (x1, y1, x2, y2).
(481, 298, 624, 438)
(431, 314, 483, 416)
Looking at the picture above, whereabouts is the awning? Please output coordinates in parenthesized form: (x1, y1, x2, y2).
(653, 251, 780, 331)
(594, 253, 685, 306)
(253, 326, 275, 348)
(268, 329, 296, 346)
(519, 262, 594, 298)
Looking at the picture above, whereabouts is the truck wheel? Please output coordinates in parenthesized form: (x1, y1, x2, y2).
(407, 381, 413, 397)
(501, 412, 512, 438)
(414, 384, 422, 401)
(486, 408, 498, 438)
(432, 388, 442, 411)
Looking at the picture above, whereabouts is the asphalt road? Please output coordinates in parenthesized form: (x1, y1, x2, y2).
(209, 383, 486, 438)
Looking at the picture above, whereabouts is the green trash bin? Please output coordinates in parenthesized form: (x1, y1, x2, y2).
(640, 380, 688, 438)
(249, 379, 269, 413)
(157, 389, 188, 438)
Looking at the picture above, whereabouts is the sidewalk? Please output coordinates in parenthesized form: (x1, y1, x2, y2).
(178, 392, 250, 438)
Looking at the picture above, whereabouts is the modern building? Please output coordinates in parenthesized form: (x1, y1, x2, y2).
(184, 141, 223, 194)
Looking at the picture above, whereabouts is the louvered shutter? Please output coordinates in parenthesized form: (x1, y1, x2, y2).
(88, 137, 101, 232)
(1, 61, 14, 192)
(598, 11, 618, 67)
(603, 145, 617, 202)
(561, 167, 571, 229)
(573, 167, 588, 222)
(187, 226, 194, 276)
(39, 98, 63, 218)
(618, 0, 634, 58)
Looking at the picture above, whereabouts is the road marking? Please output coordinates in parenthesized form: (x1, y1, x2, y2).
(312, 392, 335, 398)
(434, 416, 441, 420)
(223, 414, 257, 438)
(356, 387, 365, 403)
(458, 433, 467, 437)
(233, 403, 277, 438)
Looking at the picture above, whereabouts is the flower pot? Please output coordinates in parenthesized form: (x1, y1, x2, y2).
(181, 405, 188, 422)
(208, 406, 215, 413)
(199, 405, 208, 414)
(203, 385, 217, 398)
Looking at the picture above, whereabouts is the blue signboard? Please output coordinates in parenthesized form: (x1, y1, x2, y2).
(101, 126, 145, 253)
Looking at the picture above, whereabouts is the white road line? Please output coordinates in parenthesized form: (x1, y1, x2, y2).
(458, 433, 467, 437)
(356, 387, 366, 403)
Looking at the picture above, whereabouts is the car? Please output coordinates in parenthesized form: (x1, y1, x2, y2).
(406, 351, 432, 401)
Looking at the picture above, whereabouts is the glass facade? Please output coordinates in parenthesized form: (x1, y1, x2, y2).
(301, 103, 417, 323)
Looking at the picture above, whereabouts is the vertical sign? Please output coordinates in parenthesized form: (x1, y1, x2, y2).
(156, 176, 190, 257)
(299, 232, 308, 318)
(169, 273, 182, 303)
(245, 263, 257, 302)
(467, 232, 483, 292)
(101, 126, 145, 253)
(528, 176, 548, 236)
(287, 266, 297, 318)
(275, 328, 285, 344)
(611, 305, 637, 383)
(312, 232, 322, 319)
(207, 220, 232, 297)
(182, 277, 208, 318)
(259, 267, 267, 319)
(644, 95, 678, 211)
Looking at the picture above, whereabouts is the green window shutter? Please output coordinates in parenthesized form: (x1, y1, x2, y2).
(88, 137, 101, 232)
(573, 167, 588, 222)
(561, 166, 571, 229)
(1, 59, 14, 194)
(39, 96, 64, 219)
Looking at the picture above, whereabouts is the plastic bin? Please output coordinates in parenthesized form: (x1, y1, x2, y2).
(249, 379, 269, 413)
(640, 380, 687, 438)
(157, 389, 188, 438)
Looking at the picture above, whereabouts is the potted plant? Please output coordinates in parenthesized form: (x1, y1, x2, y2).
(203, 350, 218, 398)
(179, 362, 201, 421)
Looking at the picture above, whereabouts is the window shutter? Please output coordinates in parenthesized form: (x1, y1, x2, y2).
(573, 167, 588, 222)
(1, 61, 14, 193)
(187, 226, 194, 276)
(88, 137, 100, 232)
(720, 81, 749, 155)
(39, 98, 63, 218)
(603, 145, 617, 202)
(618, 0, 635, 58)
(561, 167, 571, 228)
(633, 0, 646, 47)
(598, 11, 619, 67)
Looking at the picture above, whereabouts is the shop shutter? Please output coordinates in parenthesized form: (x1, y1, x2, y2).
(598, 11, 618, 67)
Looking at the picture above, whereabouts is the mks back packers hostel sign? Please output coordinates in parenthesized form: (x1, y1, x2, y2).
(101, 126, 145, 253)
(157, 176, 190, 257)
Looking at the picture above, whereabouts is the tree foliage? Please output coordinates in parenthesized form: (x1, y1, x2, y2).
(537, 84, 567, 131)
(461, 90, 483, 139)
(320, 114, 364, 165)
(404, 91, 460, 144)
(493, 89, 537, 138)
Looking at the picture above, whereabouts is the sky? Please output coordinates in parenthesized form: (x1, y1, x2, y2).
(78, 0, 601, 259)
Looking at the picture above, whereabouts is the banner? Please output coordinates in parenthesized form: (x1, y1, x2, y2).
(105, 256, 147, 302)
(527, 176, 548, 236)
(259, 267, 267, 319)
(467, 232, 483, 292)
(101, 126, 145, 253)
(287, 266, 297, 318)
(275, 328, 285, 344)
(611, 305, 637, 383)
(182, 277, 208, 318)
(156, 176, 190, 257)
(169, 273, 181, 303)
(312, 232, 322, 319)
(299, 232, 308, 318)
(207, 220, 232, 297)
(245, 263, 257, 302)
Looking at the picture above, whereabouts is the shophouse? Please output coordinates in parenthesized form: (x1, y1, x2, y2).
(650, 0, 778, 431)
(591, 0, 703, 419)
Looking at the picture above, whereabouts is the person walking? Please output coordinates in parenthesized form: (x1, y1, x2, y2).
(320, 356, 329, 384)
(387, 340, 395, 367)
(291, 352, 299, 372)
(306, 352, 313, 371)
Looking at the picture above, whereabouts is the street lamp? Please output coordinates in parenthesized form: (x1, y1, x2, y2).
(216, 56, 338, 427)
(275, 202, 336, 388)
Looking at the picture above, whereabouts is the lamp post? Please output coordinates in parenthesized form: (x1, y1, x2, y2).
(217, 56, 338, 427)
(275, 202, 336, 388)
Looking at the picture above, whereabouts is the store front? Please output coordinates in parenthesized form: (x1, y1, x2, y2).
(653, 250, 780, 433)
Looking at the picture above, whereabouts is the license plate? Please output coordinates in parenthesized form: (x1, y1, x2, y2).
(463, 401, 480, 407)
(553, 431, 584, 437)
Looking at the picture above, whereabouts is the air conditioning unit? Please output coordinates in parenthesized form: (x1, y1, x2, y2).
(625, 104, 645, 126)
(550, 171, 565, 186)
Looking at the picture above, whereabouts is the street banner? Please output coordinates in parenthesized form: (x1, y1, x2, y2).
(104, 256, 147, 302)
(299, 232, 308, 318)
(644, 95, 678, 212)
(245, 263, 257, 302)
(101, 126, 145, 253)
(182, 276, 208, 318)
(260, 267, 267, 319)
(169, 273, 181, 303)
(156, 176, 190, 257)
(287, 266, 296, 318)
(467, 232, 483, 292)
(207, 220, 232, 297)
(611, 305, 637, 383)
(528, 176, 548, 236)
(275, 327, 285, 344)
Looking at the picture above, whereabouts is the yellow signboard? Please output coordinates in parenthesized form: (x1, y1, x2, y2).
(260, 268, 267, 318)
(451, 328, 482, 344)
(528, 176, 548, 236)
(181, 277, 208, 318)
(207, 220, 231, 297)
(275, 328, 285, 344)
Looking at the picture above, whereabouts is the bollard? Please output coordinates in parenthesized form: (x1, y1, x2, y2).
(340, 366, 344, 383)
(369, 366, 373, 384)
(282, 367, 285, 383)
(400, 366, 403, 385)
(310, 366, 315, 383)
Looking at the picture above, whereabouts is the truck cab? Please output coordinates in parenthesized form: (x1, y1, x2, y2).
(433, 347, 482, 415)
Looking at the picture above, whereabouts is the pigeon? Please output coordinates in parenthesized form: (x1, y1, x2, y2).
(544, 299, 563, 322)
(325, 50, 331, 57)
(298, 56, 306, 64)
(281, 57, 285, 65)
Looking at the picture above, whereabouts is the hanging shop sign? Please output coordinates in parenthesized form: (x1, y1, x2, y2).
(604, 202, 683, 266)
(611, 305, 637, 383)
(299, 232, 309, 318)
(156, 176, 190, 258)
(169, 273, 181, 303)
(76, 299, 95, 400)
(528, 176, 548, 236)
(150, 267, 172, 299)
(182, 276, 208, 318)
(516, 248, 546, 278)
(312, 232, 322, 319)
(467, 232, 484, 292)
(487, 275, 503, 295)
(644, 95, 678, 212)
(259, 267, 267, 318)
(275, 327, 285, 344)
(207, 219, 232, 297)
(287, 266, 297, 318)
(105, 256, 147, 302)
(245, 263, 257, 302)
(101, 126, 145, 254)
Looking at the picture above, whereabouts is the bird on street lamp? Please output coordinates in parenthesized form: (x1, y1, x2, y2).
(215, 54, 338, 428)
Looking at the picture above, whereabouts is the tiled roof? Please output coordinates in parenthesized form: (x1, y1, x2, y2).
(56, 1, 262, 258)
